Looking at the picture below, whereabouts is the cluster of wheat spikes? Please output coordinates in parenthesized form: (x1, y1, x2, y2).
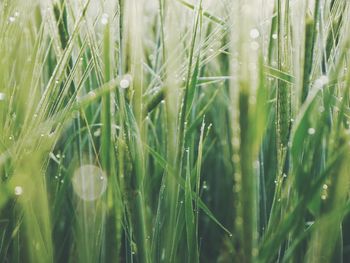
(0, 0, 350, 262)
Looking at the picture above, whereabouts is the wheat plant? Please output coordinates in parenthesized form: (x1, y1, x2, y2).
(0, 0, 350, 262)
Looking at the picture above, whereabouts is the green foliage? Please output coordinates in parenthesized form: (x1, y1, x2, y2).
(0, 0, 350, 262)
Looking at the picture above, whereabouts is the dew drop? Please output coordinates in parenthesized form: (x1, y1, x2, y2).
(250, 28, 260, 39)
(72, 165, 107, 201)
(120, 79, 130, 89)
(93, 128, 101, 137)
(9, 16, 15, 23)
(14, 186, 23, 196)
(101, 13, 109, 25)
(308, 128, 316, 135)
(314, 75, 329, 89)
(120, 75, 132, 89)
(272, 33, 278, 40)
(0, 92, 5, 101)
(202, 181, 209, 190)
(322, 184, 328, 190)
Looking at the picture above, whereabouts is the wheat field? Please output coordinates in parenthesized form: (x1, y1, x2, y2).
(0, 0, 350, 262)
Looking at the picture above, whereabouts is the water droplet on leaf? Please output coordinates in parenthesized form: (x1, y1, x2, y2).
(101, 13, 109, 25)
(308, 128, 316, 135)
(250, 28, 260, 39)
(14, 186, 23, 196)
(120, 75, 132, 89)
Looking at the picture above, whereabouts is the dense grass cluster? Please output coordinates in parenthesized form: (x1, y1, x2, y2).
(1, 0, 350, 262)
